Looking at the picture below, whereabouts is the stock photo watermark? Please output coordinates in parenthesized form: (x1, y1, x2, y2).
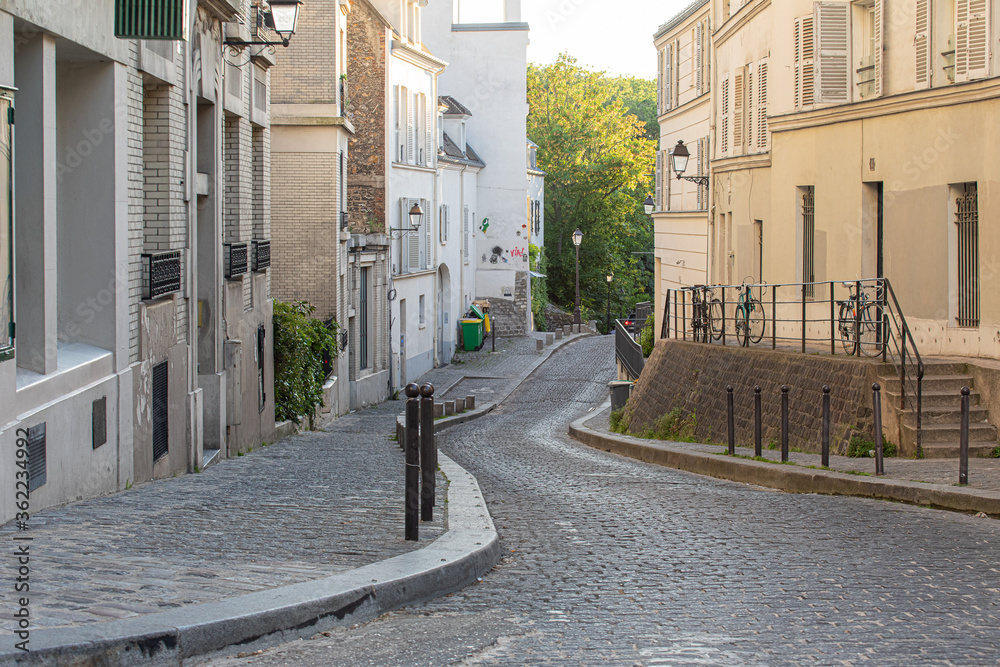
(10, 429, 33, 652)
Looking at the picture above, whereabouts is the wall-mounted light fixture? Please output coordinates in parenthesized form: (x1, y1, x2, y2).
(388, 202, 424, 238)
(224, 0, 303, 49)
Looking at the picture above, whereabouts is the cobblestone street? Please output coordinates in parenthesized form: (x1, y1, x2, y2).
(205, 335, 1000, 666)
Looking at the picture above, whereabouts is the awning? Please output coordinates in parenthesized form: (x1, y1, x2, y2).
(529, 271, 547, 278)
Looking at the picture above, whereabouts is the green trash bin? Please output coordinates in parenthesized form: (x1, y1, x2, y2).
(460, 318, 484, 351)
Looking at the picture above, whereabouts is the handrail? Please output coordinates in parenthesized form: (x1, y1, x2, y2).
(615, 319, 644, 380)
(659, 277, 925, 455)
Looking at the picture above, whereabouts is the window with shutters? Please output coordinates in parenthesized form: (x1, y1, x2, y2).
(747, 65, 754, 152)
(815, 2, 851, 104)
(956, 0, 990, 82)
(916, 0, 934, 87)
(696, 138, 705, 210)
(655, 151, 662, 211)
(664, 43, 673, 112)
(402, 198, 420, 272)
(440, 204, 449, 244)
(757, 61, 769, 149)
(115, 0, 186, 39)
(734, 69, 745, 153)
(696, 23, 704, 95)
(853, 1, 882, 100)
(794, 15, 816, 108)
(0, 94, 12, 361)
(423, 198, 431, 268)
(463, 206, 470, 260)
(395, 86, 407, 163)
(721, 74, 730, 154)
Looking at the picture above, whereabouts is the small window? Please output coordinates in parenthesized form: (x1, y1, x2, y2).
(419, 294, 426, 325)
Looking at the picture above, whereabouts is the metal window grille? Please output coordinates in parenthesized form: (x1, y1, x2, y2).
(224, 243, 249, 279)
(152, 361, 169, 462)
(115, 0, 185, 40)
(26, 423, 46, 493)
(252, 240, 270, 272)
(142, 251, 182, 300)
(359, 267, 369, 370)
(93, 397, 107, 450)
(956, 182, 980, 327)
(802, 187, 816, 297)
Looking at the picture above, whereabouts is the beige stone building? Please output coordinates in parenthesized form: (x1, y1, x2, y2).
(652, 0, 711, 337)
(766, 0, 1000, 358)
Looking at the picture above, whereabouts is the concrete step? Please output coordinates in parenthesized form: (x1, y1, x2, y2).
(879, 374, 975, 395)
(884, 387, 982, 410)
(901, 421, 997, 444)
(920, 361, 972, 375)
(917, 442, 998, 459)
(899, 405, 991, 427)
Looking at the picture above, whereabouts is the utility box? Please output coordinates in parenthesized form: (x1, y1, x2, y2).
(460, 318, 484, 351)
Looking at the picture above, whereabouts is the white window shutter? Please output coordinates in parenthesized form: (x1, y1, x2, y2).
(814, 2, 850, 104)
(873, 0, 884, 97)
(915, 0, 932, 89)
(961, 0, 990, 81)
(721, 74, 730, 154)
(704, 19, 711, 92)
(673, 40, 680, 107)
(747, 65, 754, 151)
(406, 93, 415, 163)
(657, 48, 664, 114)
(664, 150, 671, 211)
(758, 61, 769, 149)
(463, 206, 470, 260)
(696, 138, 704, 210)
(423, 198, 431, 268)
(405, 198, 419, 272)
(655, 151, 662, 211)
(665, 44, 672, 111)
(794, 16, 816, 108)
(733, 69, 744, 153)
(439, 205, 446, 244)
(696, 23, 703, 95)
(425, 94, 433, 166)
(395, 86, 403, 162)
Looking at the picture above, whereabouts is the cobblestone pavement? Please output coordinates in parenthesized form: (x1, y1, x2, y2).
(204, 335, 1000, 666)
(0, 401, 445, 633)
(584, 408, 1000, 492)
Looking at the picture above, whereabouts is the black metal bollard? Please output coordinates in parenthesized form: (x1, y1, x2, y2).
(780, 385, 790, 462)
(872, 383, 884, 477)
(960, 386, 970, 485)
(754, 385, 762, 457)
(727, 386, 735, 455)
(404, 383, 421, 541)
(821, 386, 831, 468)
(420, 383, 436, 521)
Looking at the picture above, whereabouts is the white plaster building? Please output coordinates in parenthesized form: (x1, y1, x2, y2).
(0, 0, 277, 524)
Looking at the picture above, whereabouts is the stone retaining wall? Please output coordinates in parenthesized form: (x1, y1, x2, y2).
(543, 304, 574, 331)
(622, 340, 879, 454)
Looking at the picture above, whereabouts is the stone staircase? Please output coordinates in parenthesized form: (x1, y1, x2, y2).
(879, 361, 998, 458)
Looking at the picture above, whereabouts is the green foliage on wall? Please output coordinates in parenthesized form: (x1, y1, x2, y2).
(273, 300, 340, 425)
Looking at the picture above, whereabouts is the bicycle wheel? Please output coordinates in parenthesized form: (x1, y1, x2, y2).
(735, 305, 749, 347)
(859, 303, 884, 357)
(748, 299, 765, 343)
(709, 298, 724, 341)
(838, 302, 856, 355)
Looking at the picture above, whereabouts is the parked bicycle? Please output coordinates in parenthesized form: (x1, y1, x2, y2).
(734, 279, 765, 347)
(687, 286, 723, 343)
(837, 281, 884, 357)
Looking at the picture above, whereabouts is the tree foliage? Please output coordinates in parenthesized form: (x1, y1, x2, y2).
(527, 54, 655, 325)
(273, 300, 339, 425)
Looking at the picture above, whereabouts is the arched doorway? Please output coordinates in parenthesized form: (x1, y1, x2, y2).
(438, 263, 453, 363)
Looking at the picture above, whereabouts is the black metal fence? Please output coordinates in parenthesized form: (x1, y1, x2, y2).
(615, 319, 645, 380)
(660, 278, 925, 455)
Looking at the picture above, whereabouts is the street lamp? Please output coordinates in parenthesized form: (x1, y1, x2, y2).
(606, 272, 614, 334)
(644, 195, 654, 216)
(388, 201, 424, 237)
(572, 228, 583, 330)
(669, 140, 709, 187)
(224, 0, 303, 48)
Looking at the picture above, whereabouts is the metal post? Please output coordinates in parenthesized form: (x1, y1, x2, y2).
(771, 287, 777, 350)
(882, 313, 888, 363)
(492, 316, 496, 351)
(854, 280, 862, 357)
(781, 385, 790, 462)
(727, 385, 735, 455)
(801, 284, 807, 353)
(873, 383, 884, 477)
(830, 281, 835, 355)
(900, 329, 907, 411)
(420, 383, 435, 521)
(754, 385, 762, 457)
(821, 385, 831, 468)
(606, 279, 612, 334)
(960, 386, 970, 485)
(682, 290, 687, 342)
(404, 383, 420, 541)
(721, 286, 727, 347)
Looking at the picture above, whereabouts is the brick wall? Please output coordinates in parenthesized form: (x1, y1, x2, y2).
(622, 340, 878, 454)
(271, 0, 337, 104)
(346, 1, 387, 234)
(127, 41, 144, 363)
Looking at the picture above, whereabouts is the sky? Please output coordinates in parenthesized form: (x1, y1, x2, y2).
(457, 0, 695, 80)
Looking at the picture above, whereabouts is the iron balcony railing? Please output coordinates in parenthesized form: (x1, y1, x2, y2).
(141, 250, 182, 300)
(615, 319, 645, 381)
(660, 278, 924, 456)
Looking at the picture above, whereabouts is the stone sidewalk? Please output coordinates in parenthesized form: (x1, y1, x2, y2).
(577, 404, 1000, 513)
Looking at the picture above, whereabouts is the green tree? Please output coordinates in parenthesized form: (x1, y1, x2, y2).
(527, 54, 655, 323)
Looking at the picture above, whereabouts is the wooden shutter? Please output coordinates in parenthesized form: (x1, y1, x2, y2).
(747, 65, 754, 151)
(873, 0, 884, 97)
(664, 43, 673, 111)
(655, 151, 662, 210)
(664, 151, 671, 211)
(424, 94, 433, 165)
(406, 92, 414, 163)
(733, 69, 744, 152)
(915, 0, 932, 89)
(423, 198, 431, 268)
(673, 40, 680, 107)
(395, 86, 402, 162)
(657, 47, 664, 113)
(463, 206, 470, 260)
(721, 74, 730, 154)
(696, 23, 704, 95)
(794, 16, 816, 108)
(814, 2, 851, 104)
(757, 61, 769, 149)
(696, 138, 704, 209)
(405, 198, 419, 271)
(957, 0, 990, 81)
(115, 0, 185, 39)
(704, 20, 711, 93)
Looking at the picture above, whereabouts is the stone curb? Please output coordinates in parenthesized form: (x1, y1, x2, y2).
(0, 455, 499, 666)
(568, 403, 1000, 516)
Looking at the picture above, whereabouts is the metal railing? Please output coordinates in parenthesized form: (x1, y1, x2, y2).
(615, 319, 645, 380)
(660, 278, 924, 455)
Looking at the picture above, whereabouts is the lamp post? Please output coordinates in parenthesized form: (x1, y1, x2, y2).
(606, 272, 613, 334)
(669, 140, 709, 187)
(644, 195, 654, 216)
(572, 228, 583, 330)
(223, 0, 303, 48)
